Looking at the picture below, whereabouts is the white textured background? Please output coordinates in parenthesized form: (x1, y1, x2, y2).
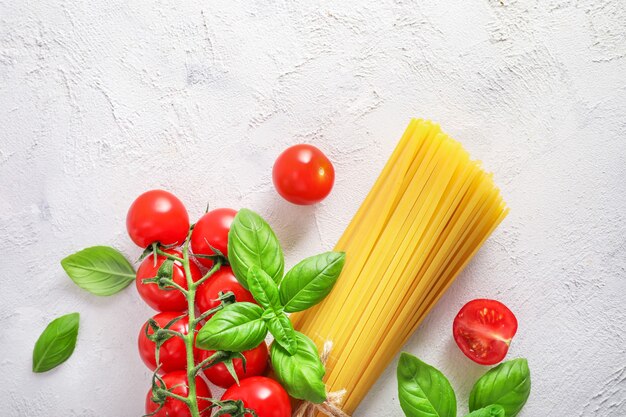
(1, 1, 625, 416)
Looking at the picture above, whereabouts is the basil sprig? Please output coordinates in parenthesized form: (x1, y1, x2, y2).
(196, 208, 346, 402)
(228, 208, 284, 289)
(61, 246, 135, 296)
(397, 353, 457, 417)
(469, 358, 531, 417)
(32, 312, 80, 372)
(271, 331, 327, 403)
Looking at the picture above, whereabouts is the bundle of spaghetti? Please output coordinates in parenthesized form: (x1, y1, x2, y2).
(290, 119, 508, 416)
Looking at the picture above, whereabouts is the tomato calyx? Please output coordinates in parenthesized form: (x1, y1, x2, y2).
(145, 372, 189, 417)
(192, 242, 229, 266)
(197, 350, 247, 385)
(144, 314, 186, 348)
(212, 399, 258, 417)
(195, 290, 236, 323)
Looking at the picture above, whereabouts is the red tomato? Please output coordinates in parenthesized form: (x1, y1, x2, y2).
(198, 342, 268, 388)
(136, 250, 202, 312)
(138, 312, 198, 374)
(196, 266, 256, 316)
(221, 376, 291, 417)
(127, 190, 189, 248)
(453, 299, 518, 365)
(145, 370, 212, 417)
(191, 208, 237, 267)
(272, 144, 335, 205)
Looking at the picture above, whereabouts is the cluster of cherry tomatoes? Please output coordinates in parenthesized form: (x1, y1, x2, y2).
(127, 190, 291, 417)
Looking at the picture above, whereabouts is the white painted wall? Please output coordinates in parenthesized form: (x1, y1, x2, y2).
(1, 0, 625, 416)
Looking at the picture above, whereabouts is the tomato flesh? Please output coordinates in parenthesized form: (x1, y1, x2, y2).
(453, 299, 518, 365)
(196, 266, 256, 316)
(126, 189, 189, 248)
(136, 250, 202, 312)
(191, 208, 237, 267)
(138, 312, 199, 374)
(272, 144, 335, 205)
(145, 370, 211, 417)
(221, 376, 291, 417)
(198, 342, 268, 388)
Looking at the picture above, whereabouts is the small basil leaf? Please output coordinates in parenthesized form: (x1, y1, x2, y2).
(61, 246, 135, 296)
(280, 251, 345, 313)
(32, 313, 80, 373)
(248, 265, 281, 310)
(469, 358, 531, 417)
(271, 331, 326, 403)
(196, 303, 268, 352)
(228, 209, 284, 289)
(266, 313, 297, 355)
(464, 405, 505, 417)
(397, 352, 456, 417)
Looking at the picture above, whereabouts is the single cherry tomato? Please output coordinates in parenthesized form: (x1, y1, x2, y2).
(136, 250, 202, 312)
(198, 342, 268, 388)
(145, 370, 212, 417)
(221, 376, 291, 417)
(196, 266, 256, 316)
(127, 189, 189, 248)
(191, 208, 237, 267)
(138, 312, 199, 374)
(272, 144, 335, 205)
(453, 299, 518, 365)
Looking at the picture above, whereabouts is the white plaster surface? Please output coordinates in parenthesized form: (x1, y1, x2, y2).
(1, 0, 625, 416)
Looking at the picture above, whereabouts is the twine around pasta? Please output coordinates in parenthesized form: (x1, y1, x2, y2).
(292, 341, 351, 417)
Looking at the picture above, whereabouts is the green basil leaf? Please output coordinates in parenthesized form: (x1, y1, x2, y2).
(196, 302, 267, 352)
(279, 251, 345, 313)
(227, 209, 284, 289)
(266, 313, 297, 355)
(61, 246, 135, 296)
(397, 352, 456, 417)
(32, 313, 80, 373)
(271, 331, 326, 403)
(464, 405, 505, 417)
(248, 265, 281, 310)
(469, 358, 531, 417)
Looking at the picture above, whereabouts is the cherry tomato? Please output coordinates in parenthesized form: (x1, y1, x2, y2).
(145, 370, 212, 417)
(196, 266, 256, 316)
(136, 250, 202, 312)
(198, 342, 268, 388)
(127, 189, 190, 248)
(272, 144, 335, 205)
(453, 299, 518, 365)
(191, 208, 237, 267)
(221, 376, 291, 417)
(138, 312, 198, 374)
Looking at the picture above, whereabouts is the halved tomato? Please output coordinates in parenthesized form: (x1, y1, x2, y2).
(452, 299, 518, 365)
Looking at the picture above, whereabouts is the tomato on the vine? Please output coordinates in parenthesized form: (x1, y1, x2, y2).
(136, 249, 202, 312)
(127, 189, 190, 248)
(221, 376, 291, 417)
(272, 144, 335, 205)
(145, 370, 212, 417)
(191, 208, 237, 267)
(453, 299, 518, 365)
(138, 312, 198, 374)
(198, 342, 268, 388)
(196, 266, 256, 316)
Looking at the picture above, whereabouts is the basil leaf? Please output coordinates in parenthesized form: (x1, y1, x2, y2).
(266, 313, 297, 355)
(61, 246, 135, 296)
(464, 405, 505, 417)
(397, 352, 456, 417)
(469, 358, 531, 417)
(32, 313, 80, 373)
(196, 302, 268, 352)
(279, 251, 345, 313)
(227, 209, 284, 289)
(271, 331, 326, 403)
(248, 265, 281, 310)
